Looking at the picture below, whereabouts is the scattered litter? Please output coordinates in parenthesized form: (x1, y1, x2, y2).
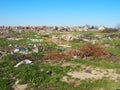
(107, 36, 112, 40)
(8, 37, 22, 41)
(29, 38, 43, 42)
(33, 46, 39, 53)
(14, 59, 32, 67)
(46, 70, 52, 75)
(8, 44, 12, 47)
(82, 38, 90, 42)
(14, 48, 19, 53)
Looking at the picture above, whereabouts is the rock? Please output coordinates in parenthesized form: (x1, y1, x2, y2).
(85, 69, 92, 74)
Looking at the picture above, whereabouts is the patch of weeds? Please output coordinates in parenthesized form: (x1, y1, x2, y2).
(0, 38, 10, 46)
(107, 47, 120, 56)
(64, 66, 72, 72)
(70, 41, 85, 48)
(72, 65, 81, 71)
(13, 38, 29, 44)
(0, 78, 14, 90)
(79, 78, 117, 90)
(71, 58, 120, 69)
(105, 39, 120, 45)
(13, 62, 79, 90)
(0, 55, 17, 89)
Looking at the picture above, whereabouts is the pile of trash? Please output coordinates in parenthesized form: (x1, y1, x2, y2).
(43, 44, 112, 60)
(69, 44, 111, 58)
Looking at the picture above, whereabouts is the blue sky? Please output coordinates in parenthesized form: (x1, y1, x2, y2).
(0, 0, 120, 27)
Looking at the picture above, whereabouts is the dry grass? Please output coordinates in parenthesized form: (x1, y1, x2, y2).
(44, 51, 72, 60)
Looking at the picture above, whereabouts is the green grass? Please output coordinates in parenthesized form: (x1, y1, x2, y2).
(0, 38, 10, 46)
(104, 39, 120, 45)
(107, 47, 120, 56)
(1, 54, 120, 90)
(0, 78, 13, 90)
(0, 55, 79, 90)
(70, 41, 86, 48)
(78, 78, 118, 90)
(71, 58, 120, 69)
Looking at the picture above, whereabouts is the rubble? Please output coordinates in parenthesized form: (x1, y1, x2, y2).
(61, 34, 81, 42)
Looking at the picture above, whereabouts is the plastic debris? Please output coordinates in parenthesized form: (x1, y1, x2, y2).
(8, 44, 12, 47)
(46, 70, 52, 75)
(14, 48, 19, 53)
(14, 59, 32, 67)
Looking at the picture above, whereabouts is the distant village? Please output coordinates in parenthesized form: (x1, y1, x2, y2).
(0, 25, 106, 33)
